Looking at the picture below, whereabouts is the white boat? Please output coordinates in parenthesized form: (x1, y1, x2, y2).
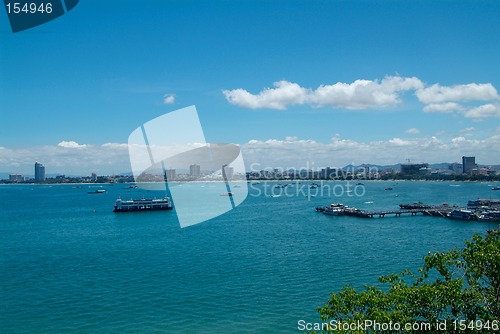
(323, 203, 346, 216)
(88, 189, 106, 194)
(447, 209, 476, 221)
(113, 197, 173, 212)
(478, 211, 500, 222)
(323, 207, 344, 215)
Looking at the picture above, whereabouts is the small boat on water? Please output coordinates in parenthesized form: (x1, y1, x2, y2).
(88, 189, 106, 194)
(478, 211, 500, 222)
(323, 207, 343, 215)
(400, 201, 432, 209)
(321, 203, 347, 216)
(220, 192, 233, 196)
(385, 187, 393, 190)
(492, 186, 500, 190)
(447, 209, 477, 221)
(113, 197, 173, 212)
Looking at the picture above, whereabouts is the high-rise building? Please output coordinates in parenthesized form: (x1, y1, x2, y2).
(449, 163, 463, 175)
(321, 167, 336, 180)
(462, 156, 476, 174)
(167, 169, 176, 181)
(189, 164, 201, 178)
(34, 162, 45, 182)
(9, 174, 23, 182)
(401, 163, 429, 174)
(223, 166, 234, 180)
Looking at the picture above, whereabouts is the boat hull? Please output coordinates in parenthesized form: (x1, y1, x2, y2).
(113, 206, 173, 212)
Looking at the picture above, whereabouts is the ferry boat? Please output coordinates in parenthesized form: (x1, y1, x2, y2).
(113, 197, 173, 212)
(322, 203, 347, 216)
(323, 207, 344, 216)
(399, 201, 432, 209)
(447, 209, 477, 221)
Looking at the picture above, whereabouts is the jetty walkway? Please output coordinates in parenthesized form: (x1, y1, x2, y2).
(316, 203, 459, 219)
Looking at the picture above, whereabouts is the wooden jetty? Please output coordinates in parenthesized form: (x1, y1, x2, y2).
(316, 203, 458, 219)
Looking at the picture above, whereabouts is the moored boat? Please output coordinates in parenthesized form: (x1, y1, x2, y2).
(113, 197, 173, 212)
(447, 209, 477, 221)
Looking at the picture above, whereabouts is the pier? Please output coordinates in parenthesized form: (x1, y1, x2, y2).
(315, 201, 500, 222)
(338, 205, 455, 218)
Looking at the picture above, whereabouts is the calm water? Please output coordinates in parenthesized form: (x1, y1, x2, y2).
(1, 181, 498, 333)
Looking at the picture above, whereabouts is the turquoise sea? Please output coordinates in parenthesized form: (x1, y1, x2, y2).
(1, 181, 498, 333)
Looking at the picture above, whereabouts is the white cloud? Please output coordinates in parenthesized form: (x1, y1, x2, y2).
(0, 143, 130, 175)
(223, 81, 309, 110)
(405, 128, 420, 135)
(423, 102, 464, 113)
(163, 94, 175, 104)
(223, 77, 500, 119)
(415, 83, 499, 104)
(223, 76, 423, 110)
(3, 135, 500, 176)
(460, 127, 475, 132)
(464, 103, 500, 119)
(101, 142, 129, 149)
(57, 141, 87, 148)
(310, 76, 423, 109)
(388, 138, 412, 146)
(241, 135, 500, 168)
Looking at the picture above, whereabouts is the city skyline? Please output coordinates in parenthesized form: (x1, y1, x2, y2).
(3, 154, 500, 181)
(1, 1, 499, 174)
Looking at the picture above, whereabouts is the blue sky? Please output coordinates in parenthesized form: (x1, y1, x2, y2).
(0, 0, 499, 175)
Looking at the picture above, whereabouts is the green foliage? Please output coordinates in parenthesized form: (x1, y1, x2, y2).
(313, 230, 500, 333)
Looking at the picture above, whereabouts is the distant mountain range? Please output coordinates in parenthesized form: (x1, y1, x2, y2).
(341, 163, 500, 171)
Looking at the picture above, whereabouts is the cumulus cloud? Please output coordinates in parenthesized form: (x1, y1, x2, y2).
(0, 142, 130, 175)
(223, 76, 500, 119)
(57, 141, 87, 148)
(405, 128, 420, 135)
(423, 102, 464, 113)
(415, 83, 499, 104)
(242, 135, 500, 168)
(464, 103, 500, 119)
(163, 94, 175, 104)
(223, 76, 423, 110)
(223, 81, 309, 110)
(310, 76, 423, 109)
(2, 135, 500, 176)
